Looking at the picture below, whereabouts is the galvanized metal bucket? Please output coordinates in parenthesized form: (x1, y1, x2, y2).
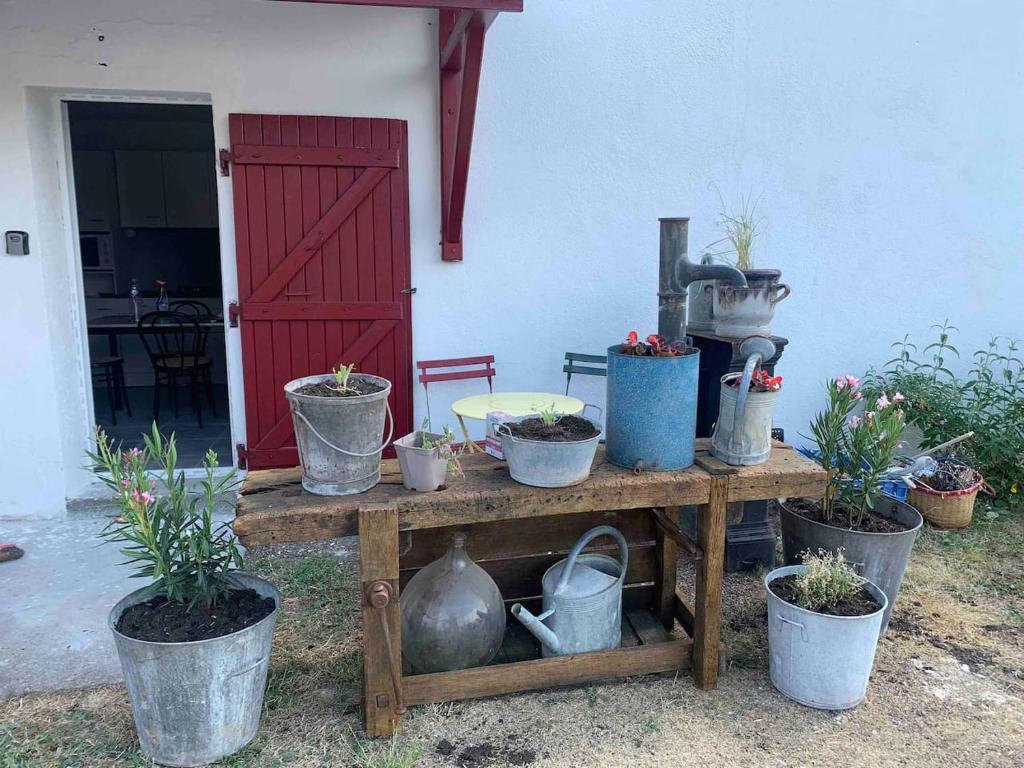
(605, 345, 699, 471)
(394, 431, 449, 492)
(779, 496, 922, 635)
(496, 406, 602, 488)
(108, 573, 281, 767)
(766, 565, 887, 710)
(284, 373, 393, 496)
(710, 372, 780, 466)
(511, 526, 628, 657)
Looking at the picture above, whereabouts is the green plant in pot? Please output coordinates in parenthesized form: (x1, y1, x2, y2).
(90, 424, 280, 767)
(779, 375, 922, 635)
(497, 401, 603, 488)
(704, 194, 790, 338)
(394, 418, 464, 492)
(764, 549, 888, 710)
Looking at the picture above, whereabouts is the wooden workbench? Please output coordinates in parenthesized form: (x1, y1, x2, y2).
(235, 439, 825, 736)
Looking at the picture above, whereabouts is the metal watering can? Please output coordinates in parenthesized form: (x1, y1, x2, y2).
(511, 526, 628, 657)
(710, 336, 778, 466)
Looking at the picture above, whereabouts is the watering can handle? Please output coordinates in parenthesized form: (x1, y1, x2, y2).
(554, 525, 629, 595)
(291, 399, 394, 458)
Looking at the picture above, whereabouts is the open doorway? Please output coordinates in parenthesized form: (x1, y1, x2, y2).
(68, 101, 230, 467)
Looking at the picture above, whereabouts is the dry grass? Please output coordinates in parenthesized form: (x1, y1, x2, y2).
(2, 510, 1023, 767)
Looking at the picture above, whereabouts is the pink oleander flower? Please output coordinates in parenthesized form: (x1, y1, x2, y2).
(876, 394, 891, 409)
(120, 478, 131, 489)
(850, 416, 862, 428)
(893, 392, 905, 403)
(141, 491, 154, 504)
(835, 375, 848, 389)
(846, 375, 861, 389)
(854, 392, 864, 400)
(131, 489, 141, 502)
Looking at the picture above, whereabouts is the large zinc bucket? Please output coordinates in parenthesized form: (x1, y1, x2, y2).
(109, 574, 281, 767)
(766, 565, 887, 710)
(284, 373, 393, 496)
(710, 372, 780, 466)
(779, 496, 922, 635)
(605, 345, 699, 471)
(497, 407, 602, 488)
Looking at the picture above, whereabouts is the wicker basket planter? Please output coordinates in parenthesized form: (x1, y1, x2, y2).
(908, 471, 983, 530)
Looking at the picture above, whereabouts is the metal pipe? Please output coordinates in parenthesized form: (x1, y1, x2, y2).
(657, 217, 748, 342)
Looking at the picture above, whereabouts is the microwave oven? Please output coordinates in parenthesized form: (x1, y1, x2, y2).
(80, 233, 115, 271)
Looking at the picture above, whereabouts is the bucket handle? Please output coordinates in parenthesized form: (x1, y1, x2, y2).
(777, 615, 808, 642)
(291, 399, 394, 458)
(554, 525, 629, 596)
(580, 403, 603, 422)
(770, 283, 791, 305)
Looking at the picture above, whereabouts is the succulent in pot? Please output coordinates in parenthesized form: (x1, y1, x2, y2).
(605, 331, 701, 471)
(394, 418, 464, 492)
(780, 376, 922, 634)
(283, 363, 394, 496)
(89, 424, 280, 768)
(765, 549, 888, 710)
(497, 403, 602, 488)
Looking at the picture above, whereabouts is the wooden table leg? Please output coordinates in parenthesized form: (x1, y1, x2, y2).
(693, 476, 728, 689)
(654, 510, 680, 630)
(359, 505, 404, 736)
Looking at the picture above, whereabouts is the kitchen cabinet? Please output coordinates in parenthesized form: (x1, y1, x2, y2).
(73, 151, 118, 231)
(115, 151, 167, 227)
(163, 152, 216, 228)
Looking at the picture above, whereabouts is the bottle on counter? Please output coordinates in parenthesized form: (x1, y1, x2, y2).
(156, 278, 170, 312)
(129, 278, 140, 323)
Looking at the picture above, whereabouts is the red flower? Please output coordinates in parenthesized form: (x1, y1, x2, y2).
(626, 331, 638, 346)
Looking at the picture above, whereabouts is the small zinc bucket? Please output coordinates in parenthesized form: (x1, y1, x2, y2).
(908, 471, 983, 529)
(497, 408, 602, 488)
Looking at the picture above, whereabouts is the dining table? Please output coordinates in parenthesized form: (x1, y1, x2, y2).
(87, 314, 225, 357)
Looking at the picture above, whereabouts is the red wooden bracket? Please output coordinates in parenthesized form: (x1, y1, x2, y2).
(439, 10, 494, 261)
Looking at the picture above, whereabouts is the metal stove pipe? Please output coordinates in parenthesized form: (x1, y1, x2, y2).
(658, 217, 747, 342)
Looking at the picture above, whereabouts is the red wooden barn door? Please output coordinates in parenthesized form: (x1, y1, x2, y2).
(229, 113, 413, 469)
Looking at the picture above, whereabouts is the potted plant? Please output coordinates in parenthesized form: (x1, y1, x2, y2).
(283, 363, 393, 496)
(779, 375, 923, 634)
(765, 550, 888, 710)
(394, 419, 464, 492)
(907, 457, 985, 529)
(89, 425, 280, 767)
(497, 403, 602, 487)
(703, 196, 790, 338)
(710, 363, 783, 466)
(605, 331, 700, 471)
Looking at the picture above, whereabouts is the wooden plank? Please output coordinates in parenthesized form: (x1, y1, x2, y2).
(403, 639, 692, 706)
(234, 447, 711, 546)
(673, 589, 695, 637)
(694, 475, 728, 689)
(359, 505, 403, 736)
(626, 609, 672, 645)
(231, 144, 399, 169)
(652, 507, 702, 561)
(239, 301, 403, 321)
(399, 508, 655, 569)
(654, 519, 679, 630)
(399, 545, 657, 603)
(270, 0, 523, 10)
(445, 21, 485, 241)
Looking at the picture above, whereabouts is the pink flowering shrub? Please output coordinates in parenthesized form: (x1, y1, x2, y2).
(88, 423, 242, 609)
(808, 376, 908, 527)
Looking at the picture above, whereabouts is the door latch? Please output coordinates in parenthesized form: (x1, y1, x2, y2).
(400, 287, 417, 295)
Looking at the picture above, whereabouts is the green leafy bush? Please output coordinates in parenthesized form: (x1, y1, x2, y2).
(88, 423, 242, 609)
(863, 321, 1024, 504)
(793, 549, 865, 613)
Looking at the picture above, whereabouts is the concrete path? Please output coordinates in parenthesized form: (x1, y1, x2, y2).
(0, 504, 234, 697)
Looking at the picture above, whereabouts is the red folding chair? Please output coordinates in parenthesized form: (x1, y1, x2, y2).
(416, 355, 496, 425)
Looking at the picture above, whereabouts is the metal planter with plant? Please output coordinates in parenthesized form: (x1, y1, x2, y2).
(497, 403, 602, 488)
(710, 336, 782, 466)
(394, 419, 464, 492)
(765, 550, 888, 710)
(605, 331, 700, 471)
(703, 195, 790, 338)
(283, 363, 393, 496)
(779, 375, 922, 634)
(90, 425, 280, 768)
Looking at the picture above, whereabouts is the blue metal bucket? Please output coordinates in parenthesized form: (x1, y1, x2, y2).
(605, 345, 700, 471)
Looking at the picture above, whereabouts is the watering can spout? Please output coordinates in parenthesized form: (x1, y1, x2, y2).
(511, 603, 561, 654)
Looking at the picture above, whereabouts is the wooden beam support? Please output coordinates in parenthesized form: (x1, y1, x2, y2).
(693, 475, 728, 689)
(271, 0, 522, 10)
(440, 9, 473, 70)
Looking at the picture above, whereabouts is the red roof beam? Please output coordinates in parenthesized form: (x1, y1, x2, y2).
(269, 0, 522, 11)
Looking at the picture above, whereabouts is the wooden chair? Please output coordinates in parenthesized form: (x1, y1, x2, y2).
(138, 311, 217, 428)
(91, 355, 131, 426)
(168, 301, 217, 417)
(416, 355, 496, 424)
(563, 352, 607, 395)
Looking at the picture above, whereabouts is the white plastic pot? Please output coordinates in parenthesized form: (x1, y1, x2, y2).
(394, 431, 450, 492)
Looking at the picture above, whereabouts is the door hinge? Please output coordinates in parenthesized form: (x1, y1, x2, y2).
(236, 443, 248, 470)
(229, 301, 241, 327)
(219, 149, 233, 177)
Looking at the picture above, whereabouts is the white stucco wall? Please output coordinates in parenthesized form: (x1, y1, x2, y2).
(1, 0, 1021, 517)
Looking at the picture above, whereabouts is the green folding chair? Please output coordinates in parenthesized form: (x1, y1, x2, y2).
(562, 352, 607, 396)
